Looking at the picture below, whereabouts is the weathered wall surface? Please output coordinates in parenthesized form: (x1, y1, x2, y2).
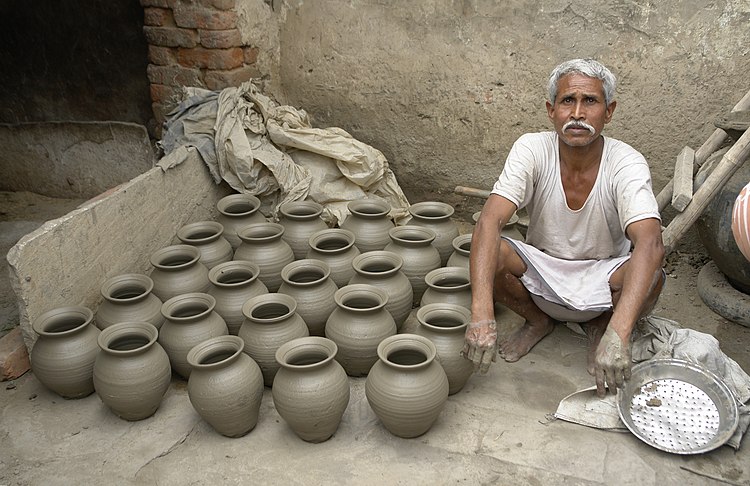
(277, 0, 750, 211)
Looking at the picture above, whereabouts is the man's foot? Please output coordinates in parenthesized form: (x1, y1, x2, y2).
(498, 318, 555, 362)
(584, 315, 609, 375)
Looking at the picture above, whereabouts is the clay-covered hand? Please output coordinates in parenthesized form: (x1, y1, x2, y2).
(461, 319, 497, 374)
(594, 326, 631, 398)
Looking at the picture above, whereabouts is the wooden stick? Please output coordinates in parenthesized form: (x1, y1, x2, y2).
(656, 89, 750, 211)
(454, 185, 491, 199)
(662, 127, 750, 254)
(671, 146, 695, 212)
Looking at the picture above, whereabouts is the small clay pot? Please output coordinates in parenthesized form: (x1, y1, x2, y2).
(95, 273, 164, 331)
(278, 259, 338, 337)
(234, 222, 295, 292)
(384, 225, 441, 306)
(306, 228, 360, 288)
(279, 200, 328, 260)
(446, 233, 471, 270)
(407, 201, 459, 266)
(208, 260, 268, 335)
(149, 244, 211, 302)
(187, 335, 264, 438)
(216, 193, 265, 249)
(177, 220, 233, 270)
(339, 199, 394, 253)
(420, 266, 472, 310)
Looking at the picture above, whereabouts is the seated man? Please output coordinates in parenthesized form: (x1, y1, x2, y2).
(462, 58, 665, 397)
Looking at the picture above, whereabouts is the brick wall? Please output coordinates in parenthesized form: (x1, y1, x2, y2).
(140, 0, 261, 130)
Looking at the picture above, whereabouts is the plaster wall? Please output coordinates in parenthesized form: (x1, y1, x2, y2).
(277, 0, 750, 206)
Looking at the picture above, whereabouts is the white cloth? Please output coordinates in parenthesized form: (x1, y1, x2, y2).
(491, 132, 661, 260)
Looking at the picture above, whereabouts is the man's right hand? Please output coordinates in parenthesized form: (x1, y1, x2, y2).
(461, 319, 498, 374)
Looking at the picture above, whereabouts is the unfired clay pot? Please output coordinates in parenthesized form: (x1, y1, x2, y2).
(177, 220, 233, 270)
(30, 306, 100, 399)
(325, 284, 397, 376)
(446, 233, 471, 270)
(384, 225, 441, 306)
(238, 293, 309, 386)
(339, 199, 394, 253)
(272, 336, 350, 443)
(306, 228, 360, 288)
(234, 222, 295, 292)
(93, 321, 172, 421)
(158, 292, 229, 379)
(208, 260, 268, 335)
(279, 200, 328, 260)
(95, 274, 164, 330)
(365, 333, 449, 438)
(348, 251, 413, 331)
(278, 259, 338, 336)
(187, 335, 264, 438)
(149, 244, 210, 302)
(421, 266, 472, 310)
(216, 193, 265, 249)
(415, 303, 473, 395)
(407, 201, 459, 266)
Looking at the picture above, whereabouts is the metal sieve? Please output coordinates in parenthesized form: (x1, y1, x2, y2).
(617, 358, 739, 454)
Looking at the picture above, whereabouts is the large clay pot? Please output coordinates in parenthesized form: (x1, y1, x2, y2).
(234, 222, 295, 292)
(279, 200, 328, 260)
(349, 251, 413, 331)
(278, 259, 338, 336)
(732, 181, 750, 263)
(446, 233, 472, 270)
(187, 335, 264, 438)
(207, 260, 268, 335)
(93, 321, 172, 421)
(421, 266, 472, 310)
(177, 221, 233, 270)
(238, 293, 309, 386)
(339, 199, 394, 253)
(325, 284, 397, 376)
(384, 225, 441, 306)
(365, 333, 449, 438)
(149, 244, 211, 302)
(407, 201, 459, 266)
(272, 336, 350, 443)
(216, 193, 265, 249)
(158, 293, 229, 379)
(415, 303, 473, 395)
(306, 228, 360, 288)
(30, 306, 100, 399)
(95, 274, 164, 331)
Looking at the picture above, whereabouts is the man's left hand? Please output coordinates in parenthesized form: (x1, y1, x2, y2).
(594, 326, 631, 397)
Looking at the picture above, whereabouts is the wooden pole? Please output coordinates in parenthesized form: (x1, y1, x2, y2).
(454, 185, 492, 199)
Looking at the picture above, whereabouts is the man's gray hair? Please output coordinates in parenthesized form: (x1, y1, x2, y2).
(547, 59, 617, 105)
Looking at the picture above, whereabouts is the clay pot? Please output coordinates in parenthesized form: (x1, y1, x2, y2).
(30, 306, 100, 399)
(149, 244, 211, 302)
(93, 321, 172, 421)
(365, 333, 449, 438)
(238, 293, 309, 386)
(216, 193, 265, 249)
(306, 228, 361, 288)
(95, 274, 164, 331)
(187, 335, 264, 438)
(415, 303, 473, 395)
(473, 211, 524, 241)
(732, 181, 750, 263)
(339, 199, 394, 253)
(349, 251, 413, 331)
(407, 201, 459, 266)
(325, 284, 397, 376)
(177, 221, 233, 270)
(421, 266, 472, 310)
(208, 261, 268, 335)
(278, 259, 338, 336)
(447, 233, 471, 270)
(384, 226, 441, 306)
(279, 200, 328, 260)
(234, 222, 295, 292)
(273, 336, 350, 443)
(158, 293, 229, 379)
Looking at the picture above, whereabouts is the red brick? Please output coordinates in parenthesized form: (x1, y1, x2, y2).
(0, 328, 30, 381)
(148, 45, 178, 66)
(204, 65, 261, 90)
(143, 7, 174, 27)
(173, 5, 238, 30)
(152, 102, 170, 127)
(140, 0, 172, 8)
(199, 29, 242, 49)
(143, 26, 199, 48)
(150, 83, 184, 105)
(243, 46, 259, 65)
(147, 63, 204, 87)
(177, 47, 243, 70)
(200, 0, 236, 10)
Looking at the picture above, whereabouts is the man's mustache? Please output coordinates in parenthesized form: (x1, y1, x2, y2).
(563, 120, 595, 134)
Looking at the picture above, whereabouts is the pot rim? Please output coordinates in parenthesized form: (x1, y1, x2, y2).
(308, 228, 356, 254)
(424, 266, 470, 291)
(408, 201, 455, 220)
(161, 292, 217, 322)
(97, 321, 159, 355)
(32, 306, 95, 337)
(352, 251, 403, 277)
(376, 333, 436, 370)
(275, 336, 338, 370)
(416, 303, 471, 333)
(217, 193, 261, 217)
(347, 199, 391, 218)
(238, 222, 285, 243)
(242, 293, 298, 322)
(150, 244, 202, 271)
(279, 200, 324, 220)
(208, 260, 261, 288)
(186, 334, 244, 370)
(334, 284, 389, 311)
(451, 233, 472, 255)
(388, 225, 436, 245)
(100, 273, 154, 303)
(281, 259, 331, 287)
(177, 221, 225, 245)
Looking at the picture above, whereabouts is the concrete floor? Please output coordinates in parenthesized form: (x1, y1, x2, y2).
(1, 193, 749, 485)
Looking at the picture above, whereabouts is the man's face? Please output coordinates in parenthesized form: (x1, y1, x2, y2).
(546, 73, 616, 147)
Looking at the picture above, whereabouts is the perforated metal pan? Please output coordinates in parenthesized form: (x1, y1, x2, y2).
(617, 358, 739, 454)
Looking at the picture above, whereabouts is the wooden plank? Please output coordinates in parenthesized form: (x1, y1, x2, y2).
(671, 146, 695, 212)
